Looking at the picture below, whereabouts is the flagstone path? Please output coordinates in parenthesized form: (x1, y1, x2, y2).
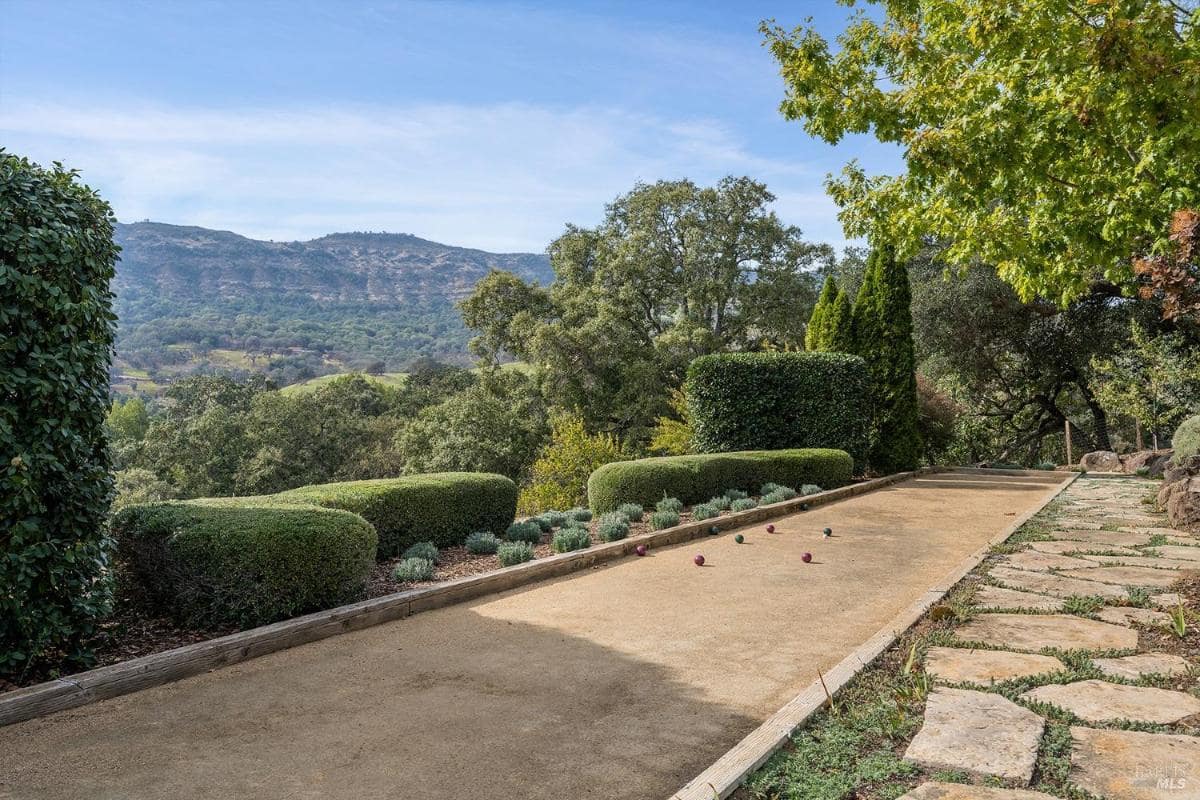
(903, 476, 1200, 799)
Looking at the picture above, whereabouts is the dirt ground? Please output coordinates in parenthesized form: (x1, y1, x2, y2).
(0, 470, 1067, 800)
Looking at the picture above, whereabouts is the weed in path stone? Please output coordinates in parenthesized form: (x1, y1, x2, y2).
(1125, 586, 1152, 607)
(1062, 595, 1104, 616)
(1170, 603, 1189, 638)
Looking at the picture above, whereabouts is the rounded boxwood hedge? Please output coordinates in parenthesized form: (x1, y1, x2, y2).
(685, 352, 870, 470)
(587, 448, 852, 513)
(112, 501, 377, 628)
(275, 472, 517, 558)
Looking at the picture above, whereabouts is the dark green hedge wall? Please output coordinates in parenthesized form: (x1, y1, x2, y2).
(587, 448, 852, 512)
(685, 352, 870, 470)
(1, 154, 119, 678)
(114, 502, 377, 628)
(276, 472, 517, 557)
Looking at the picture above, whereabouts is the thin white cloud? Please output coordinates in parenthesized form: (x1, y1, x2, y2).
(0, 100, 845, 252)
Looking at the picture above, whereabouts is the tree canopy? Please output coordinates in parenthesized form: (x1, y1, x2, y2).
(460, 176, 833, 440)
(764, 1, 1200, 305)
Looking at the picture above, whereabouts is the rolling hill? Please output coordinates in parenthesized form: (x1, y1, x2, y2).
(111, 222, 552, 392)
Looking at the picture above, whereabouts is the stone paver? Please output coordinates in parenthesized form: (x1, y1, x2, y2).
(998, 552, 1098, 572)
(1148, 546, 1200, 563)
(988, 566, 1130, 600)
(1029, 540, 1142, 556)
(1097, 606, 1172, 627)
(1070, 726, 1200, 800)
(1058, 565, 1183, 589)
(956, 613, 1137, 652)
(924, 647, 1065, 685)
(1153, 592, 1188, 608)
(1081, 554, 1200, 571)
(1022, 679, 1200, 723)
(973, 585, 1064, 611)
(899, 783, 1059, 800)
(1053, 529, 1154, 547)
(904, 687, 1045, 782)
(1122, 527, 1192, 537)
(1092, 653, 1191, 680)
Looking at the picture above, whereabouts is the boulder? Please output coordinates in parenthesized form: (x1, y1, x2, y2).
(1166, 476, 1200, 531)
(1079, 450, 1122, 472)
(1123, 449, 1173, 477)
(1159, 479, 1187, 511)
(1164, 454, 1200, 484)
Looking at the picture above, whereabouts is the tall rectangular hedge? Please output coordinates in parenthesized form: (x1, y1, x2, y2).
(275, 472, 517, 558)
(587, 449, 852, 513)
(685, 352, 870, 470)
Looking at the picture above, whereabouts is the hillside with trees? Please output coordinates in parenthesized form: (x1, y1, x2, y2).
(111, 222, 553, 390)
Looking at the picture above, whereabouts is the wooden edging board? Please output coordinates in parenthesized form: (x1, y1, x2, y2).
(669, 468, 1080, 800)
(0, 466, 940, 728)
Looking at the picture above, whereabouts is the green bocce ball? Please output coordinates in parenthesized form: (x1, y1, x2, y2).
(734, 534, 744, 544)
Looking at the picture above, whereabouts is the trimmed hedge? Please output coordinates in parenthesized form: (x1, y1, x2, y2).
(276, 472, 517, 558)
(587, 449, 853, 513)
(113, 501, 377, 628)
(685, 352, 870, 470)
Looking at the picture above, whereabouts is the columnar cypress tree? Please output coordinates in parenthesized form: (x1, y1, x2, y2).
(852, 244, 921, 473)
(825, 288, 854, 353)
(805, 275, 837, 350)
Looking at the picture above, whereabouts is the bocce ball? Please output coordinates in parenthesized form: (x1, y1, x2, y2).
(801, 552, 813, 563)
(635, 544, 648, 557)
(694, 554, 705, 566)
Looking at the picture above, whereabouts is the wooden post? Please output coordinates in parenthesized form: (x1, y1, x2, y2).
(1065, 420, 1073, 467)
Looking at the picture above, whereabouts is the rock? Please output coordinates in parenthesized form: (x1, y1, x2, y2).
(997, 552, 1098, 572)
(903, 688, 1045, 782)
(1152, 592, 1188, 608)
(1167, 477, 1200, 531)
(988, 566, 1130, 600)
(1057, 565, 1184, 588)
(1022, 679, 1200, 724)
(1028, 540, 1142, 556)
(1096, 606, 1172, 627)
(1052, 529, 1153, 547)
(973, 585, 1064, 611)
(1070, 726, 1200, 800)
(1080, 450, 1123, 472)
(924, 647, 1066, 684)
(1146, 545, 1200, 562)
(1092, 653, 1190, 680)
(1080, 554, 1200, 570)
(899, 783, 1059, 800)
(1124, 449, 1173, 477)
(956, 613, 1137, 652)
(1159, 478, 1189, 510)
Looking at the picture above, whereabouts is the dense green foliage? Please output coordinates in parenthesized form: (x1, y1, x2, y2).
(616, 503, 644, 522)
(505, 521, 543, 544)
(686, 352, 870, 467)
(550, 526, 591, 553)
(460, 176, 836, 442)
(649, 510, 681, 530)
(597, 513, 631, 542)
(497, 541, 535, 566)
(806, 277, 855, 353)
(764, 2, 1200, 304)
(112, 222, 553, 382)
(1, 154, 119, 678)
(113, 501, 376, 627)
(402, 541, 439, 564)
(587, 449, 852, 512)
(1174, 416, 1200, 462)
(853, 245, 922, 473)
(517, 414, 623, 513)
(805, 276, 838, 350)
(464, 531, 501, 554)
(276, 472, 517, 558)
(392, 557, 435, 583)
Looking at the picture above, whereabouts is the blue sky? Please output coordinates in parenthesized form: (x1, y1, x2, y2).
(1, 1, 898, 253)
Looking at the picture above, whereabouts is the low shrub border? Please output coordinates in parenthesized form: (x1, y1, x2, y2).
(275, 472, 517, 558)
(113, 502, 377, 628)
(0, 466, 945, 728)
(587, 449, 853, 513)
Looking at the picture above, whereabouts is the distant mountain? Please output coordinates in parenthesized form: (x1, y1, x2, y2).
(111, 222, 552, 391)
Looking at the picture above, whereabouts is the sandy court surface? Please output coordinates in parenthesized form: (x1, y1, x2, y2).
(0, 470, 1067, 800)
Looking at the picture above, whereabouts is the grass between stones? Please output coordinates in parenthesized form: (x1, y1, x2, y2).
(737, 480, 1199, 800)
